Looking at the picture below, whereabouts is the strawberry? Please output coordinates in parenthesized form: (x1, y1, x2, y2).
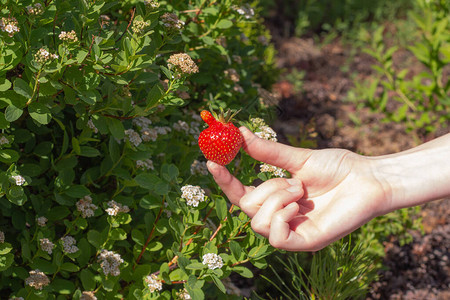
(198, 108, 243, 166)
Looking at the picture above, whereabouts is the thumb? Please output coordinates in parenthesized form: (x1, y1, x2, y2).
(240, 126, 311, 173)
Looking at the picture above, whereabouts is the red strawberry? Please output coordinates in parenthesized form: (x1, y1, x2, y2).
(198, 108, 243, 166)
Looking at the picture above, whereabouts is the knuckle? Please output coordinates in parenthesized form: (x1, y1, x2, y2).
(251, 218, 267, 235)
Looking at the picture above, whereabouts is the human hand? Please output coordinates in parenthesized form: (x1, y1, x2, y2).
(207, 127, 389, 251)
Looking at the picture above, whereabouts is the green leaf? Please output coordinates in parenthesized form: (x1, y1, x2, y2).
(5, 105, 23, 122)
(146, 83, 164, 110)
(0, 149, 19, 163)
(0, 253, 14, 271)
(13, 78, 33, 99)
(215, 197, 227, 221)
(134, 173, 163, 191)
(229, 241, 242, 261)
(80, 269, 96, 290)
(79, 146, 101, 157)
(161, 163, 179, 181)
(210, 275, 226, 293)
(216, 19, 233, 29)
(233, 266, 253, 278)
(28, 102, 51, 124)
(106, 117, 125, 140)
(87, 230, 105, 248)
(0, 112, 9, 129)
(110, 228, 127, 240)
(0, 78, 11, 92)
(61, 262, 80, 272)
(186, 262, 205, 270)
(109, 137, 120, 161)
(51, 278, 75, 294)
(0, 243, 13, 255)
(65, 185, 90, 198)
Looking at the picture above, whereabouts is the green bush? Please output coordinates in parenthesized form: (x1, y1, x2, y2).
(0, 0, 280, 299)
(352, 0, 450, 133)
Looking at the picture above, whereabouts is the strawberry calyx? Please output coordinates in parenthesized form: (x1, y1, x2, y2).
(200, 107, 241, 126)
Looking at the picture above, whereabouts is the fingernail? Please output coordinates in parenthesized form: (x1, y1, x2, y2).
(285, 202, 298, 210)
(207, 161, 219, 172)
(286, 178, 300, 186)
(286, 185, 302, 193)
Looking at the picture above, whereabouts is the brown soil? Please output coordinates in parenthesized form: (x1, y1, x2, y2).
(270, 36, 450, 299)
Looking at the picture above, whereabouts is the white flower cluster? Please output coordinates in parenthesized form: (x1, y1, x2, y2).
(167, 53, 199, 76)
(124, 129, 142, 147)
(36, 216, 48, 227)
(202, 253, 224, 270)
(133, 116, 152, 128)
(260, 163, 286, 178)
(105, 200, 130, 216)
(76, 195, 98, 218)
(132, 20, 150, 35)
(0, 17, 19, 37)
(87, 119, 98, 133)
(80, 291, 97, 300)
(59, 30, 78, 42)
(98, 249, 124, 276)
(136, 159, 154, 170)
(233, 4, 255, 19)
(251, 118, 278, 142)
(26, 3, 44, 15)
(145, 0, 160, 9)
(25, 269, 50, 290)
(34, 48, 58, 65)
(180, 185, 206, 207)
(176, 288, 192, 299)
(61, 236, 79, 253)
(173, 120, 189, 132)
(9, 297, 24, 300)
(11, 175, 25, 186)
(40, 238, 55, 255)
(0, 231, 4, 243)
(190, 160, 208, 176)
(224, 68, 240, 83)
(144, 274, 163, 293)
(0, 136, 9, 145)
(161, 13, 185, 31)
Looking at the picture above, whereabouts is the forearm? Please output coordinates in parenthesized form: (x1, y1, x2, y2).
(372, 133, 450, 214)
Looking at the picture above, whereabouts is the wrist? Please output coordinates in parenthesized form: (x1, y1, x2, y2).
(370, 133, 450, 214)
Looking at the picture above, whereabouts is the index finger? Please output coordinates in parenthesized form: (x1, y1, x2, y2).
(207, 161, 254, 205)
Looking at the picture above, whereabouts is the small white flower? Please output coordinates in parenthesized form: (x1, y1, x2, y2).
(136, 159, 154, 170)
(176, 288, 192, 299)
(80, 291, 97, 300)
(202, 253, 224, 270)
(76, 195, 98, 218)
(61, 236, 79, 253)
(25, 269, 50, 290)
(12, 175, 25, 186)
(87, 119, 98, 133)
(36, 216, 48, 227)
(174, 120, 190, 132)
(254, 125, 277, 142)
(105, 200, 130, 216)
(0, 136, 9, 145)
(98, 249, 124, 276)
(180, 185, 206, 207)
(144, 274, 163, 293)
(141, 128, 158, 142)
(260, 163, 286, 178)
(190, 160, 208, 176)
(124, 129, 142, 147)
(40, 238, 55, 255)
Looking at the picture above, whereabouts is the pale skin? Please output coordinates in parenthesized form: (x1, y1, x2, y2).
(207, 127, 450, 251)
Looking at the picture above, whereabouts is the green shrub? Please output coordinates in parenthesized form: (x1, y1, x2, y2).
(0, 0, 280, 299)
(353, 0, 450, 133)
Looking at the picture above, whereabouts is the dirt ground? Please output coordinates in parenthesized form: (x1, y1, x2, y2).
(269, 36, 450, 299)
